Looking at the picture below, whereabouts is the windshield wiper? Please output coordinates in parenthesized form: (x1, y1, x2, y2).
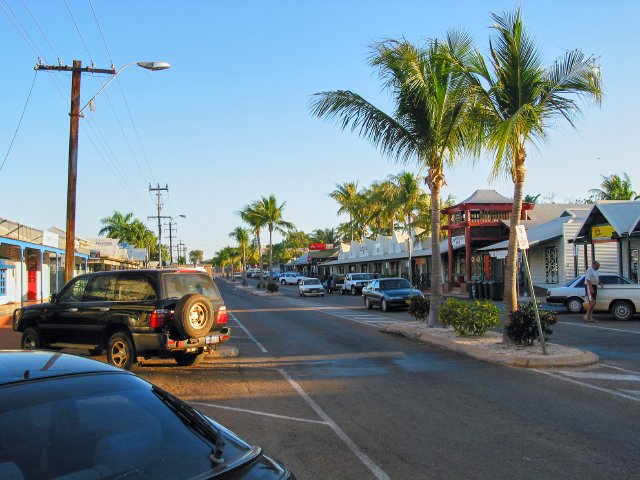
(152, 386, 225, 465)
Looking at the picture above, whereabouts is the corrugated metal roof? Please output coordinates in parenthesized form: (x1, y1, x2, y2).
(574, 201, 640, 240)
(457, 189, 512, 205)
(480, 216, 571, 251)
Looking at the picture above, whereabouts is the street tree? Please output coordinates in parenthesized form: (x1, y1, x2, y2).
(589, 173, 639, 200)
(229, 227, 251, 286)
(257, 195, 294, 284)
(189, 249, 204, 265)
(329, 182, 361, 242)
(311, 34, 478, 326)
(239, 202, 267, 288)
(446, 8, 602, 337)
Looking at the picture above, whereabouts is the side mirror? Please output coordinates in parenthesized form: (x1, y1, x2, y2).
(49, 293, 57, 303)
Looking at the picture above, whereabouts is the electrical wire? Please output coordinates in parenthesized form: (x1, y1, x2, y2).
(20, 0, 61, 63)
(0, 71, 37, 174)
(88, 0, 113, 67)
(63, 0, 94, 65)
(1, 0, 43, 58)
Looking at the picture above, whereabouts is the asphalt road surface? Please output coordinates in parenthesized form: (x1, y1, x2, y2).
(2, 279, 639, 479)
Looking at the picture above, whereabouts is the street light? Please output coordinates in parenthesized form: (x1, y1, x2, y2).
(35, 60, 170, 282)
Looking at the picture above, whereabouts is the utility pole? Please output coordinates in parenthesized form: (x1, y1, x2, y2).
(35, 60, 116, 283)
(165, 221, 177, 265)
(148, 184, 169, 267)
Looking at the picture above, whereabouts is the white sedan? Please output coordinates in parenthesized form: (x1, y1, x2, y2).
(299, 278, 325, 297)
(545, 273, 633, 313)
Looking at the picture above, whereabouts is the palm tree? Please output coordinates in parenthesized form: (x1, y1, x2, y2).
(311, 34, 477, 326)
(589, 173, 639, 200)
(238, 202, 267, 287)
(310, 227, 339, 246)
(329, 182, 360, 242)
(256, 195, 294, 283)
(447, 8, 602, 336)
(392, 172, 429, 284)
(229, 227, 251, 286)
(368, 180, 399, 235)
(99, 211, 135, 240)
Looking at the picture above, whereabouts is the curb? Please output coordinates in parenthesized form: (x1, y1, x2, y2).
(382, 323, 599, 368)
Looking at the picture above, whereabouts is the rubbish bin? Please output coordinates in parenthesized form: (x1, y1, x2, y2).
(487, 280, 495, 301)
(482, 280, 490, 300)
(468, 281, 477, 300)
(475, 280, 483, 299)
(491, 281, 503, 301)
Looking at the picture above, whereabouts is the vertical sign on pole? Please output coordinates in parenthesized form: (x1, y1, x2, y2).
(516, 225, 547, 355)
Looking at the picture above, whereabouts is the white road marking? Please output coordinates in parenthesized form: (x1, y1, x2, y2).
(562, 322, 640, 334)
(191, 402, 328, 425)
(533, 369, 640, 402)
(228, 312, 268, 353)
(559, 371, 640, 382)
(278, 369, 391, 480)
(602, 363, 640, 375)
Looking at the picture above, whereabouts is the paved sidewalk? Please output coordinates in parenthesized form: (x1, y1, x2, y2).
(382, 322, 599, 368)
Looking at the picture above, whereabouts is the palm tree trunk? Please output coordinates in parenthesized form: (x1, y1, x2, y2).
(427, 182, 443, 327)
(269, 226, 274, 284)
(407, 213, 413, 285)
(242, 246, 247, 286)
(503, 148, 527, 341)
(256, 229, 263, 288)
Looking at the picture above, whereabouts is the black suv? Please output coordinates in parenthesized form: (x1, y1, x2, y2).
(13, 269, 230, 369)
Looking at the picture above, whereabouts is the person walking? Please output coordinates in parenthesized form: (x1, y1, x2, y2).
(584, 260, 603, 322)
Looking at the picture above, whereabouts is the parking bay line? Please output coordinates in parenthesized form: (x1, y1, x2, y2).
(532, 369, 640, 403)
(278, 368, 391, 480)
(226, 307, 393, 479)
(191, 402, 328, 426)
(561, 322, 640, 334)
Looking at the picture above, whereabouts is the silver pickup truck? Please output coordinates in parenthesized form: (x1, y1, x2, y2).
(590, 284, 640, 321)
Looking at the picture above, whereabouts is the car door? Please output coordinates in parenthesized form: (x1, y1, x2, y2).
(40, 276, 90, 344)
(79, 274, 116, 344)
(368, 280, 381, 305)
(110, 274, 158, 331)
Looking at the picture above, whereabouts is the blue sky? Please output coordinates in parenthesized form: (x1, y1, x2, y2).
(1, 0, 638, 258)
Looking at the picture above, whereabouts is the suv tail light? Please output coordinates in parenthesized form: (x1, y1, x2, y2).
(216, 306, 228, 324)
(150, 309, 172, 329)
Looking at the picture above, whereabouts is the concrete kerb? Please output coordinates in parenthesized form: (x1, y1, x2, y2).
(382, 322, 599, 368)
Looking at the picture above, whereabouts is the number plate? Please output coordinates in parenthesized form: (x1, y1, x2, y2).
(206, 335, 220, 344)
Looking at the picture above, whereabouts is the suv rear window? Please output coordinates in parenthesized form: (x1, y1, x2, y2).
(163, 273, 220, 300)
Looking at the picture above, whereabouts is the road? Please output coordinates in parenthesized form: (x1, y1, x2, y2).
(1, 280, 639, 479)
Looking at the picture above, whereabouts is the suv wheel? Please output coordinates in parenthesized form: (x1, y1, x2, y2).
(351, 286, 357, 295)
(365, 297, 372, 310)
(281, 279, 286, 285)
(107, 331, 135, 370)
(21, 326, 44, 349)
(382, 299, 389, 312)
(172, 351, 205, 367)
(174, 294, 214, 338)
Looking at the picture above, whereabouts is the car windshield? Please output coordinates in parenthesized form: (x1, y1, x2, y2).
(565, 276, 581, 287)
(379, 279, 411, 290)
(0, 373, 250, 480)
(163, 273, 220, 300)
(305, 279, 321, 285)
(351, 274, 373, 280)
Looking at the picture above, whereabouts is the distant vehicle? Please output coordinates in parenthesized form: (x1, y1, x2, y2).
(233, 272, 243, 280)
(325, 275, 344, 294)
(280, 272, 304, 285)
(0, 350, 295, 480)
(299, 278, 325, 297)
(361, 277, 424, 312)
(546, 273, 633, 313)
(13, 269, 230, 369)
(246, 268, 261, 278)
(342, 273, 374, 295)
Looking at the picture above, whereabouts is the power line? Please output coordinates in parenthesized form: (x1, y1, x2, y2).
(20, 0, 61, 63)
(0, 0, 43, 58)
(88, 0, 113, 67)
(62, 0, 94, 65)
(0, 71, 37, 174)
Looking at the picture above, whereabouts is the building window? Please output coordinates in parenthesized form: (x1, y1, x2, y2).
(0, 270, 6, 296)
(544, 247, 559, 284)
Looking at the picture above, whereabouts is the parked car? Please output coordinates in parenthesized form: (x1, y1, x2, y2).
(361, 277, 424, 312)
(0, 350, 295, 480)
(233, 272, 244, 280)
(13, 269, 230, 370)
(545, 273, 634, 313)
(280, 272, 304, 285)
(324, 275, 345, 294)
(299, 278, 325, 297)
(342, 273, 375, 295)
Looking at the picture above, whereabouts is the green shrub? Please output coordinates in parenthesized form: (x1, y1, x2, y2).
(266, 282, 279, 293)
(506, 302, 557, 345)
(408, 296, 430, 321)
(438, 298, 500, 337)
(255, 281, 264, 289)
(439, 297, 469, 328)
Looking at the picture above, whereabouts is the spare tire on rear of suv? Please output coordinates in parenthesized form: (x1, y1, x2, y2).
(174, 294, 215, 338)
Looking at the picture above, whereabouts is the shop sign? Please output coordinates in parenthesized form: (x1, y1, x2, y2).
(89, 250, 101, 259)
(309, 243, 326, 251)
(451, 235, 465, 247)
(591, 224, 616, 242)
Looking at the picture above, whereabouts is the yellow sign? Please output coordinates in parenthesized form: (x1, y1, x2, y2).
(591, 224, 616, 242)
